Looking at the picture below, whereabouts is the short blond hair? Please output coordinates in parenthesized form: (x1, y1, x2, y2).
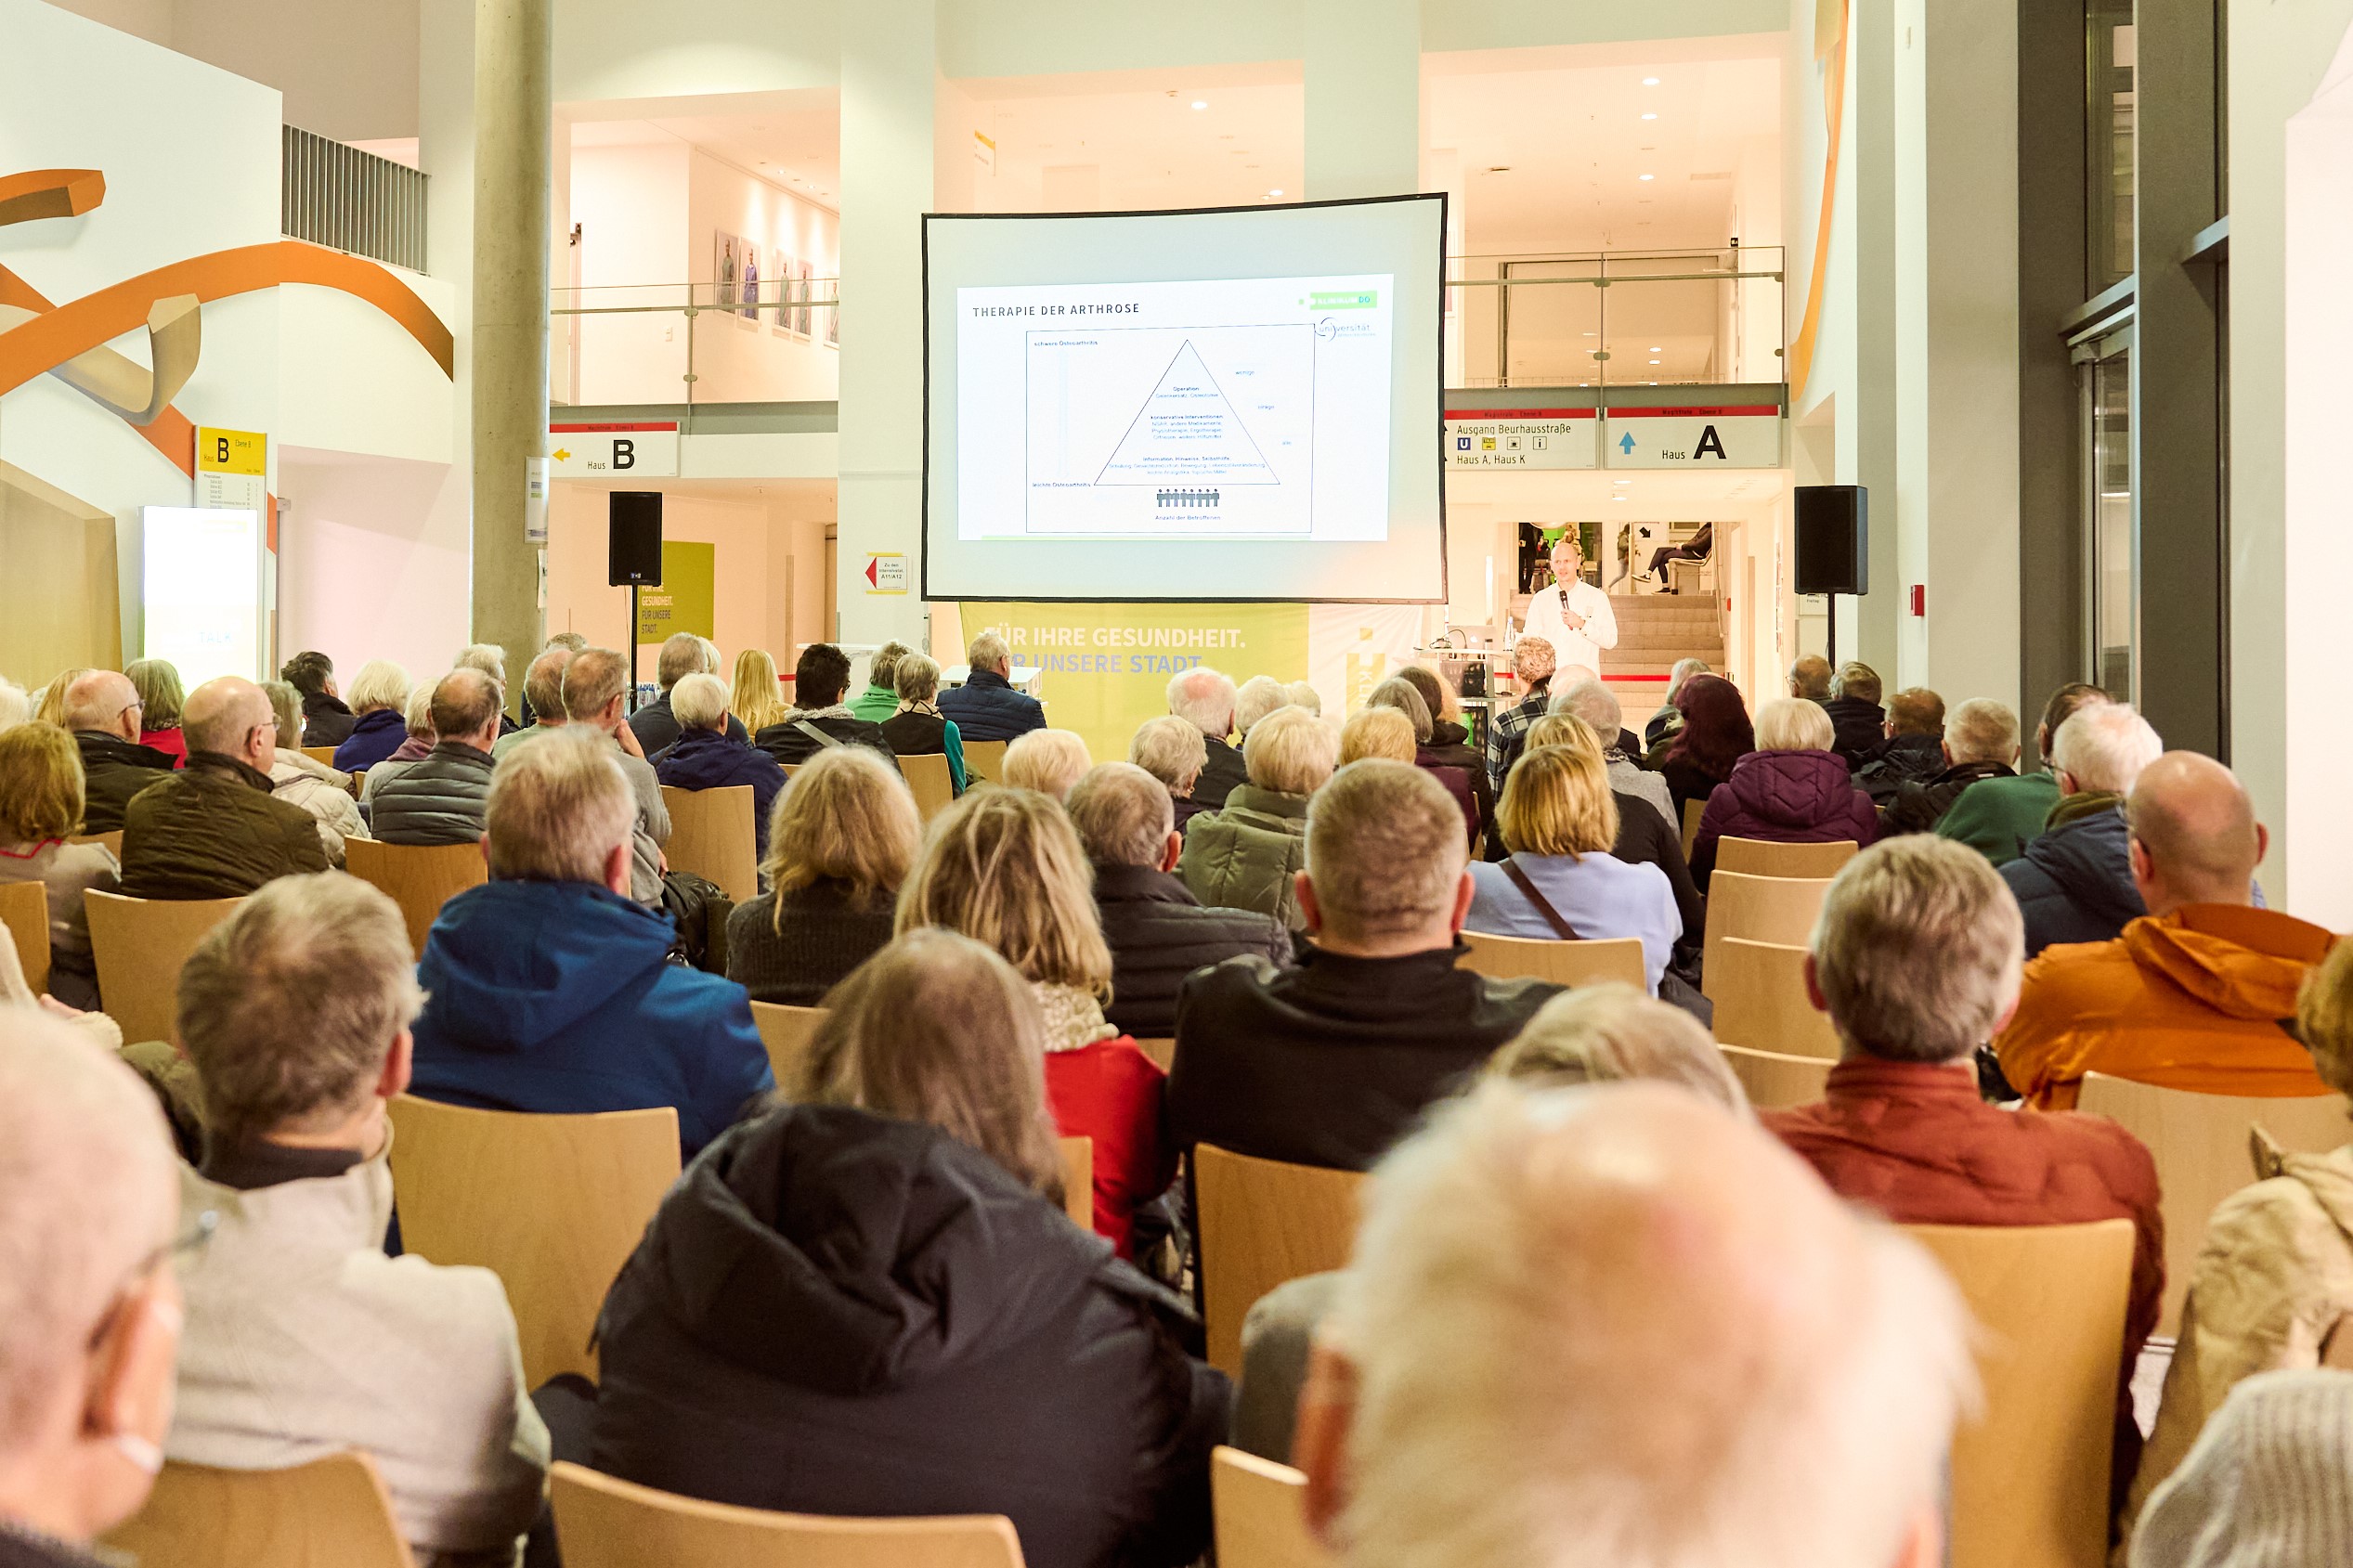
(0, 722, 84, 842)
(761, 745, 920, 912)
(670, 671, 731, 732)
(1235, 675, 1290, 736)
(345, 659, 412, 716)
(1944, 699, 2020, 766)
(894, 654, 942, 705)
(1497, 742, 1618, 860)
(1489, 984, 1748, 1112)
(1754, 697, 1835, 752)
(1306, 759, 1467, 942)
(897, 787, 1112, 995)
(486, 729, 635, 883)
(1523, 710, 1604, 761)
(1284, 680, 1322, 715)
(1244, 705, 1339, 797)
(1002, 729, 1092, 800)
(1813, 836, 2023, 1063)
(1341, 706, 1418, 765)
(1129, 715, 1206, 794)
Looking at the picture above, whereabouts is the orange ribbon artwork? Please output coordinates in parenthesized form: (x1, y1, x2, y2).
(0, 167, 454, 479)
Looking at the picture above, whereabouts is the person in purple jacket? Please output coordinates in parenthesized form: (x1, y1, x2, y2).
(1688, 697, 1878, 890)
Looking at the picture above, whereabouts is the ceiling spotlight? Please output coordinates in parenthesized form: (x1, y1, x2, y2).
(1268, 188, 1284, 198)
(1649, 346, 1662, 352)
(1191, 99, 1208, 110)
(1613, 478, 1632, 486)
(1648, 359, 1661, 365)
(1643, 76, 1661, 85)
(1639, 173, 1655, 182)
(1641, 111, 1658, 121)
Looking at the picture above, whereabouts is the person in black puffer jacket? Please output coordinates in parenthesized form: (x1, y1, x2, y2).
(584, 932, 1228, 1568)
(1819, 660, 1888, 771)
(370, 671, 501, 847)
(1878, 698, 2023, 837)
(1852, 687, 1948, 803)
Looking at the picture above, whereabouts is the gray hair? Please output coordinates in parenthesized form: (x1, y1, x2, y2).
(453, 643, 508, 685)
(1754, 697, 1835, 752)
(1065, 762, 1174, 868)
(402, 681, 437, 739)
(2052, 702, 2162, 794)
(1306, 758, 1464, 941)
(561, 647, 630, 723)
(1813, 836, 2023, 1063)
(670, 671, 731, 732)
(1002, 729, 1093, 800)
(1243, 706, 1339, 797)
(522, 648, 572, 719)
(431, 667, 504, 741)
(1664, 657, 1711, 705)
(1944, 699, 2020, 766)
(656, 631, 711, 688)
(1366, 677, 1434, 744)
(1552, 679, 1622, 738)
(1489, 984, 1748, 1113)
(894, 654, 942, 705)
(1234, 675, 1290, 736)
(344, 659, 412, 716)
(487, 728, 636, 883)
(1167, 665, 1238, 737)
(1284, 680, 1322, 716)
(261, 680, 304, 750)
(967, 632, 1012, 676)
(1129, 715, 1207, 795)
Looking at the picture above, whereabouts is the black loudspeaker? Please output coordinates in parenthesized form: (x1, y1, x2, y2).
(608, 491, 664, 586)
(1795, 485, 1868, 596)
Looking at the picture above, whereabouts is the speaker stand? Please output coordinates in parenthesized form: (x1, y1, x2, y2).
(628, 584, 641, 712)
(1826, 594, 1837, 670)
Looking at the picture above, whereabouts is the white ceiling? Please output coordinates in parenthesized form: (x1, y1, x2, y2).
(567, 89, 842, 207)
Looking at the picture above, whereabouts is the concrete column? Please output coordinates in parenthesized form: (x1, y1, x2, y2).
(417, 0, 476, 672)
(467, 0, 551, 702)
(836, 0, 935, 654)
(1304, 0, 1421, 200)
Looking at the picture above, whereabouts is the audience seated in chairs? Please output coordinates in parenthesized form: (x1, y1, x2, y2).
(627, 632, 739, 755)
(492, 646, 573, 760)
(1233, 675, 1289, 743)
(1284, 680, 1321, 715)
(1165, 666, 1244, 810)
(120, 676, 331, 901)
(167, 874, 549, 1565)
(1395, 664, 1497, 848)
(279, 650, 357, 749)
(258, 680, 366, 866)
(1878, 698, 2022, 837)
(753, 643, 899, 770)
(1556, 678, 1674, 829)
(124, 659, 187, 769)
(1642, 655, 1710, 753)
(1003, 728, 1093, 802)
(1689, 696, 1877, 889)
(1937, 682, 2110, 865)
(1067, 761, 1289, 1041)
(2122, 940, 2353, 1552)
(0, 722, 119, 1009)
(62, 668, 176, 833)
(0, 1007, 184, 1568)
(1290, 1077, 1971, 1568)
(359, 684, 438, 803)
(939, 630, 1046, 744)
(1338, 705, 1416, 768)
(1854, 686, 1948, 804)
(452, 644, 520, 737)
(1130, 715, 1213, 836)
(1762, 835, 2162, 1515)
(653, 672, 785, 858)
(2000, 699, 2164, 956)
(370, 668, 503, 848)
(331, 659, 415, 774)
(876, 653, 967, 792)
(578, 930, 1228, 1568)
(2136, 1368, 2353, 1568)
(897, 786, 1170, 1260)
(1788, 653, 1832, 705)
(560, 647, 670, 907)
(405, 728, 772, 1155)
(1519, 714, 1704, 965)
(1166, 758, 1559, 1179)
(1481, 634, 1555, 794)
(846, 640, 910, 723)
(724, 746, 917, 1006)
(1365, 678, 1476, 848)
(1821, 659, 1887, 770)
(1996, 751, 2332, 1110)
(1178, 706, 1339, 930)
(1654, 671, 1753, 819)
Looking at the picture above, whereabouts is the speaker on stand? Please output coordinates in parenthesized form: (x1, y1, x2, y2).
(1794, 485, 1867, 667)
(608, 492, 664, 710)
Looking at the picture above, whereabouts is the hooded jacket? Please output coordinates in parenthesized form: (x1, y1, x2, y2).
(268, 748, 367, 866)
(1689, 747, 1878, 888)
(72, 730, 177, 834)
(1995, 904, 2339, 1111)
(587, 1105, 1228, 1568)
(332, 706, 411, 773)
(1091, 863, 1291, 1038)
(2002, 799, 2146, 956)
(655, 729, 786, 857)
(1879, 758, 2016, 837)
(407, 879, 774, 1154)
(1176, 784, 1309, 931)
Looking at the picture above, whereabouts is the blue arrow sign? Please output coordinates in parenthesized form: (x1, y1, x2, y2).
(1617, 432, 1637, 455)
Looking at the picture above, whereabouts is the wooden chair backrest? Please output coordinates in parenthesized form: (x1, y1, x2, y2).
(342, 838, 488, 958)
(105, 1451, 416, 1568)
(658, 784, 759, 904)
(1458, 930, 1645, 990)
(749, 1002, 827, 1089)
(1904, 1219, 2136, 1568)
(384, 1096, 681, 1387)
(301, 745, 340, 768)
(1717, 1043, 1835, 1111)
(1195, 1143, 1366, 1378)
(1680, 797, 1705, 860)
(962, 739, 1008, 784)
(1212, 1447, 1332, 1568)
(2075, 1072, 2352, 1335)
(83, 890, 243, 1044)
(1715, 836, 1857, 879)
(902, 751, 956, 821)
(1135, 1036, 1176, 1073)
(1700, 872, 1832, 985)
(1058, 1136, 1094, 1230)
(0, 880, 50, 997)
(69, 829, 124, 857)
(1708, 937, 1839, 1058)
(549, 1460, 1026, 1568)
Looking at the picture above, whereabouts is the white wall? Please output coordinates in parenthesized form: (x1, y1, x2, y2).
(277, 451, 468, 680)
(684, 149, 840, 400)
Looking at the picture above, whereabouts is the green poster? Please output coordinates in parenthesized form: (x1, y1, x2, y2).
(959, 602, 1310, 766)
(635, 542, 715, 643)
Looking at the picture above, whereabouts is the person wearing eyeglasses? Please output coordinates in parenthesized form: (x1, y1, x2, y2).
(0, 1007, 188, 1566)
(58, 670, 175, 836)
(117, 678, 328, 902)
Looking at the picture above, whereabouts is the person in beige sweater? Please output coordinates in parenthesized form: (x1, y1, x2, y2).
(163, 873, 548, 1568)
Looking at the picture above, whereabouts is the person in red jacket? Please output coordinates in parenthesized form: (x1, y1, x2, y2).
(1763, 834, 2163, 1523)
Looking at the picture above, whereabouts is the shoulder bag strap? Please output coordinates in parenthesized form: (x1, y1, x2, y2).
(793, 719, 843, 750)
(1500, 855, 1584, 942)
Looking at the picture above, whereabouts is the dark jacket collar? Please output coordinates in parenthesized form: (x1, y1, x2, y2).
(966, 667, 1013, 692)
(199, 1132, 365, 1191)
(72, 730, 176, 769)
(301, 690, 354, 717)
(429, 740, 495, 766)
(2048, 789, 2125, 832)
(1092, 862, 1199, 907)
(1930, 759, 2015, 787)
(185, 749, 275, 792)
(1294, 940, 1468, 990)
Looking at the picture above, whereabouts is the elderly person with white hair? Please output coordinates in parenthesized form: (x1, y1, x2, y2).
(628, 630, 743, 755)
(1687, 695, 1878, 889)
(1282, 680, 1321, 715)
(1293, 1077, 1972, 1568)
(0, 1010, 186, 1568)
(2000, 699, 2165, 955)
(1001, 728, 1092, 802)
(258, 680, 367, 866)
(938, 630, 1046, 743)
(406, 729, 772, 1155)
(358, 683, 439, 806)
(1878, 696, 2023, 837)
(331, 658, 415, 773)
(450, 643, 517, 738)
(1938, 682, 2110, 865)
(1164, 665, 1244, 809)
(1644, 654, 1710, 751)
(1129, 714, 1213, 834)
(1232, 675, 1290, 742)
(1554, 677, 1673, 829)
(119, 677, 332, 901)
(653, 670, 786, 856)
(1178, 706, 1338, 929)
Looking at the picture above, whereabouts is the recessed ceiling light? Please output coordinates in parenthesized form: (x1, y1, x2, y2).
(1268, 188, 1284, 198)
(1641, 112, 1658, 121)
(1191, 99, 1208, 110)
(1648, 359, 1661, 365)
(1639, 174, 1655, 182)
(1613, 496, 1628, 502)
(1643, 76, 1661, 86)
(1613, 479, 1632, 486)
(1649, 346, 1662, 352)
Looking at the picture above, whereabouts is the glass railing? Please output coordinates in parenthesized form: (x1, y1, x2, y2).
(1446, 246, 1785, 388)
(550, 279, 839, 408)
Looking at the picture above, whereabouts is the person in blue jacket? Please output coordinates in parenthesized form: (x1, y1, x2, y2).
(937, 630, 1046, 743)
(652, 672, 786, 858)
(407, 728, 773, 1155)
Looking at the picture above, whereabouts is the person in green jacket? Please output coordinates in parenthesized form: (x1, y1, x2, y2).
(1936, 681, 2109, 864)
(847, 641, 911, 724)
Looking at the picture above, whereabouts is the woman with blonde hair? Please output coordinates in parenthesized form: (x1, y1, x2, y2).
(726, 745, 921, 1005)
(124, 658, 188, 766)
(1178, 705, 1339, 930)
(729, 647, 788, 736)
(1003, 728, 1092, 801)
(0, 722, 120, 1008)
(899, 786, 1169, 1258)
(1488, 983, 1746, 1111)
(332, 658, 415, 773)
(1339, 706, 1417, 766)
(1516, 710, 1704, 968)
(31, 669, 87, 730)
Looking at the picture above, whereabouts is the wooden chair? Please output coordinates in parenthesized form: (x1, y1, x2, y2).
(1708, 937, 1839, 1058)
(963, 739, 1008, 784)
(1718, 1043, 1834, 1110)
(301, 745, 340, 768)
(1700, 872, 1832, 989)
(903, 751, 957, 821)
(1715, 836, 1857, 879)
(1195, 1143, 1366, 1378)
(70, 828, 124, 857)
(1135, 1036, 1176, 1073)
(105, 1451, 416, 1568)
(343, 838, 488, 958)
(0, 881, 49, 997)
(1458, 930, 1645, 989)
(385, 1097, 682, 1387)
(2075, 1072, 2352, 1335)
(1904, 1219, 2135, 1568)
(750, 1002, 827, 1089)
(659, 784, 759, 904)
(1681, 797, 1705, 860)
(1212, 1447, 1332, 1568)
(1058, 1136, 1094, 1229)
(549, 1460, 1025, 1568)
(84, 890, 243, 1044)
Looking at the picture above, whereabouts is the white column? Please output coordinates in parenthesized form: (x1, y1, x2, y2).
(1304, 0, 1421, 200)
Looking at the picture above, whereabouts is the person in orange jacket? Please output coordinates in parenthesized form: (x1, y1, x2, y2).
(1996, 751, 2336, 1110)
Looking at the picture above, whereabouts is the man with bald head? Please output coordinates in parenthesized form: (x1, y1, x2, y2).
(61, 669, 176, 832)
(119, 676, 329, 900)
(1996, 751, 2337, 1110)
(1294, 1079, 1974, 1568)
(1788, 653, 1833, 703)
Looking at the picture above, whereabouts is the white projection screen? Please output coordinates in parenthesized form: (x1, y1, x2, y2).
(923, 194, 1447, 603)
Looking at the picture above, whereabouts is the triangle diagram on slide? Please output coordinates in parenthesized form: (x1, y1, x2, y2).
(1094, 340, 1280, 485)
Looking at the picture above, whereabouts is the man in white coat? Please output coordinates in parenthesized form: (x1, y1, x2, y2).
(1517, 533, 1618, 674)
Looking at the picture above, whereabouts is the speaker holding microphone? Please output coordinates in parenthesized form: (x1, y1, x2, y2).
(608, 491, 664, 586)
(1794, 486, 1866, 596)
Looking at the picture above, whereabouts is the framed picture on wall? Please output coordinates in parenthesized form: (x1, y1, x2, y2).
(738, 241, 761, 320)
(795, 259, 815, 338)
(823, 275, 838, 346)
(714, 231, 738, 309)
(774, 253, 798, 333)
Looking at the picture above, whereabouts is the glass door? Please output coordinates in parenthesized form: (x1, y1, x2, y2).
(2079, 327, 2136, 699)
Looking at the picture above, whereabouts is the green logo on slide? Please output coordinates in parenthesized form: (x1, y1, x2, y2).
(1308, 290, 1377, 309)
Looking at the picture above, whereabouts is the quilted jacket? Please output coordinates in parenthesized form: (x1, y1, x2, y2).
(1176, 784, 1309, 931)
(120, 751, 331, 900)
(1688, 747, 1878, 888)
(369, 742, 495, 847)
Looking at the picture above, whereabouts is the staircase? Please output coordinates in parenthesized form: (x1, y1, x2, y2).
(1604, 592, 1724, 719)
